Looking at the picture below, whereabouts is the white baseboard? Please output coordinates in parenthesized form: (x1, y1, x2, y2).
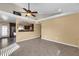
(42, 38, 79, 48)
(17, 36, 40, 43)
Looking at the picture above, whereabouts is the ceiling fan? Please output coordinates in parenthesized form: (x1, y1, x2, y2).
(23, 3, 38, 17)
(22, 3, 38, 17)
(15, 3, 38, 17)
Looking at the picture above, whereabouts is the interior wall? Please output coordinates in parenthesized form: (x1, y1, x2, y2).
(41, 13, 79, 47)
(16, 19, 41, 42)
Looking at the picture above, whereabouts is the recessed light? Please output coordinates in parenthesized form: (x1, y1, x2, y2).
(1, 15, 8, 20)
(58, 8, 62, 12)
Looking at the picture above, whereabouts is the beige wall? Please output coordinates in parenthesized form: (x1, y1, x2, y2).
(41, 13, 79, 47)
(16, 19, 41, 42)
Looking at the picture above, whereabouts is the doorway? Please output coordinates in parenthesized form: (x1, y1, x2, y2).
(9, 23, 16, 38)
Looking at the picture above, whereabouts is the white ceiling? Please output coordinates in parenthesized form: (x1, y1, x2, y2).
(0, 3, 79, 23)
(15, 3, 79, 20)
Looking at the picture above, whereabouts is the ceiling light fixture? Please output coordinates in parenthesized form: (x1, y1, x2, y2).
(26, 13, 32, 16)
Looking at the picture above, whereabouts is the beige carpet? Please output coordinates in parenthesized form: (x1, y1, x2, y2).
(11, 38, 79, 56)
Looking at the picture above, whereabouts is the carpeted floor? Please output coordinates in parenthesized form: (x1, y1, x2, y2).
(11, 38, 79, 56)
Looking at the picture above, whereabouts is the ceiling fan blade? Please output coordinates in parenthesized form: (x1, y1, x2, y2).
(32, 11, 38, 13)
(23, 8, 28, 12)
(32, 14, 36, 17)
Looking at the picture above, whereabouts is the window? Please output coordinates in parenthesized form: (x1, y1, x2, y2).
(2, 26, 8, 36)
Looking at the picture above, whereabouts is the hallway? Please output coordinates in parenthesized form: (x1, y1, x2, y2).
(11, 38, 79, 56)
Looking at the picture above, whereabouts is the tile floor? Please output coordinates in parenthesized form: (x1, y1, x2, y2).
(11, 38, 79, 56)
(0, 37, 15, 49)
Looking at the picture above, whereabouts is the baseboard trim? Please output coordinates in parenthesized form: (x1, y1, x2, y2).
(42, 38, 79, 48)
(16, 37, 40, 43)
